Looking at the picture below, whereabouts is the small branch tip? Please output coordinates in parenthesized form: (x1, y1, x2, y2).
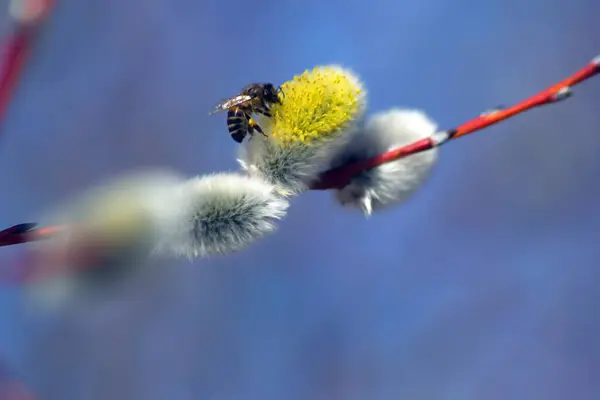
(5, 223, 37, 234)
(480, 105, 505, 117)
(551, 86, 572, 102)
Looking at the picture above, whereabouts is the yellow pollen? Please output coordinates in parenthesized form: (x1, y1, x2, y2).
(268, 66, 364, 144)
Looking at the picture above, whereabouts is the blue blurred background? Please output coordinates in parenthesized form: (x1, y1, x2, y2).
(1, 0, 600, 398)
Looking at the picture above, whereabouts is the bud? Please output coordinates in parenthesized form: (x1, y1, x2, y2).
(332, 109, 439, 215)
(156, 173, 289, 258)
(238, 65, 366, 195)
(25, 169, 186, 310)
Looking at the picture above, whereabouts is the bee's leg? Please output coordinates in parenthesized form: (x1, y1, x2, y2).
(247, 117, 268, 138)
(254, 106, 272, 118)
(246, 119, 255, 141)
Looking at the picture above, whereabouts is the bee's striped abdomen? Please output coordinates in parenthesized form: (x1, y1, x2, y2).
(227, 107, 248, 143)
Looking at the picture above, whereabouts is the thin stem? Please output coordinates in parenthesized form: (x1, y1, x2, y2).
(0, 223, 66, 246)
(0, 0, 54, 127)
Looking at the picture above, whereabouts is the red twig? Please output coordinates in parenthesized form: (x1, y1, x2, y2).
(311, 55, 600, 190)
(0, 0, 54, 125)
(0, 56, 598, 249)
(0, 223, 65, 246)
(0, 0, 54, 127)
(0, 28, 32, 124)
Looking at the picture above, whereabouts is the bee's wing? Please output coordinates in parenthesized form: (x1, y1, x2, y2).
(208, 94, 253, 115)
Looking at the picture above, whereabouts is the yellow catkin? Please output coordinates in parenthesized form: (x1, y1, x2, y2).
(269, 66, 363, 144)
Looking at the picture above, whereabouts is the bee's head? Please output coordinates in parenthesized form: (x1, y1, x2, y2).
(262, 83, 282, 104)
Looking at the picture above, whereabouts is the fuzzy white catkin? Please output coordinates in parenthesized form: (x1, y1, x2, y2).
(25, 169, 187, 311)
(25, 171, 289, 311)
(157, 172, 289, 258)
(333, 108, 439, 215)
(238, 132, 358, 196)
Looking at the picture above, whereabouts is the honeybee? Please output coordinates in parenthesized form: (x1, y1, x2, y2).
(209, 83, 283, 143)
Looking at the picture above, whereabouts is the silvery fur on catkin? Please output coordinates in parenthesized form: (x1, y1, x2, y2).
(332, 108, 439, 215)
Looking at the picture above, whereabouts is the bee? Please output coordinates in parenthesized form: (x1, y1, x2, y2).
(209, 83, 283, 143)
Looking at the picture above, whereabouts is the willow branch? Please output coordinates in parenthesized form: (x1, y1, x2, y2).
(0, 55, 598, 248)
(0, 28, 31, 124)
(311, 55, 600, 190)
